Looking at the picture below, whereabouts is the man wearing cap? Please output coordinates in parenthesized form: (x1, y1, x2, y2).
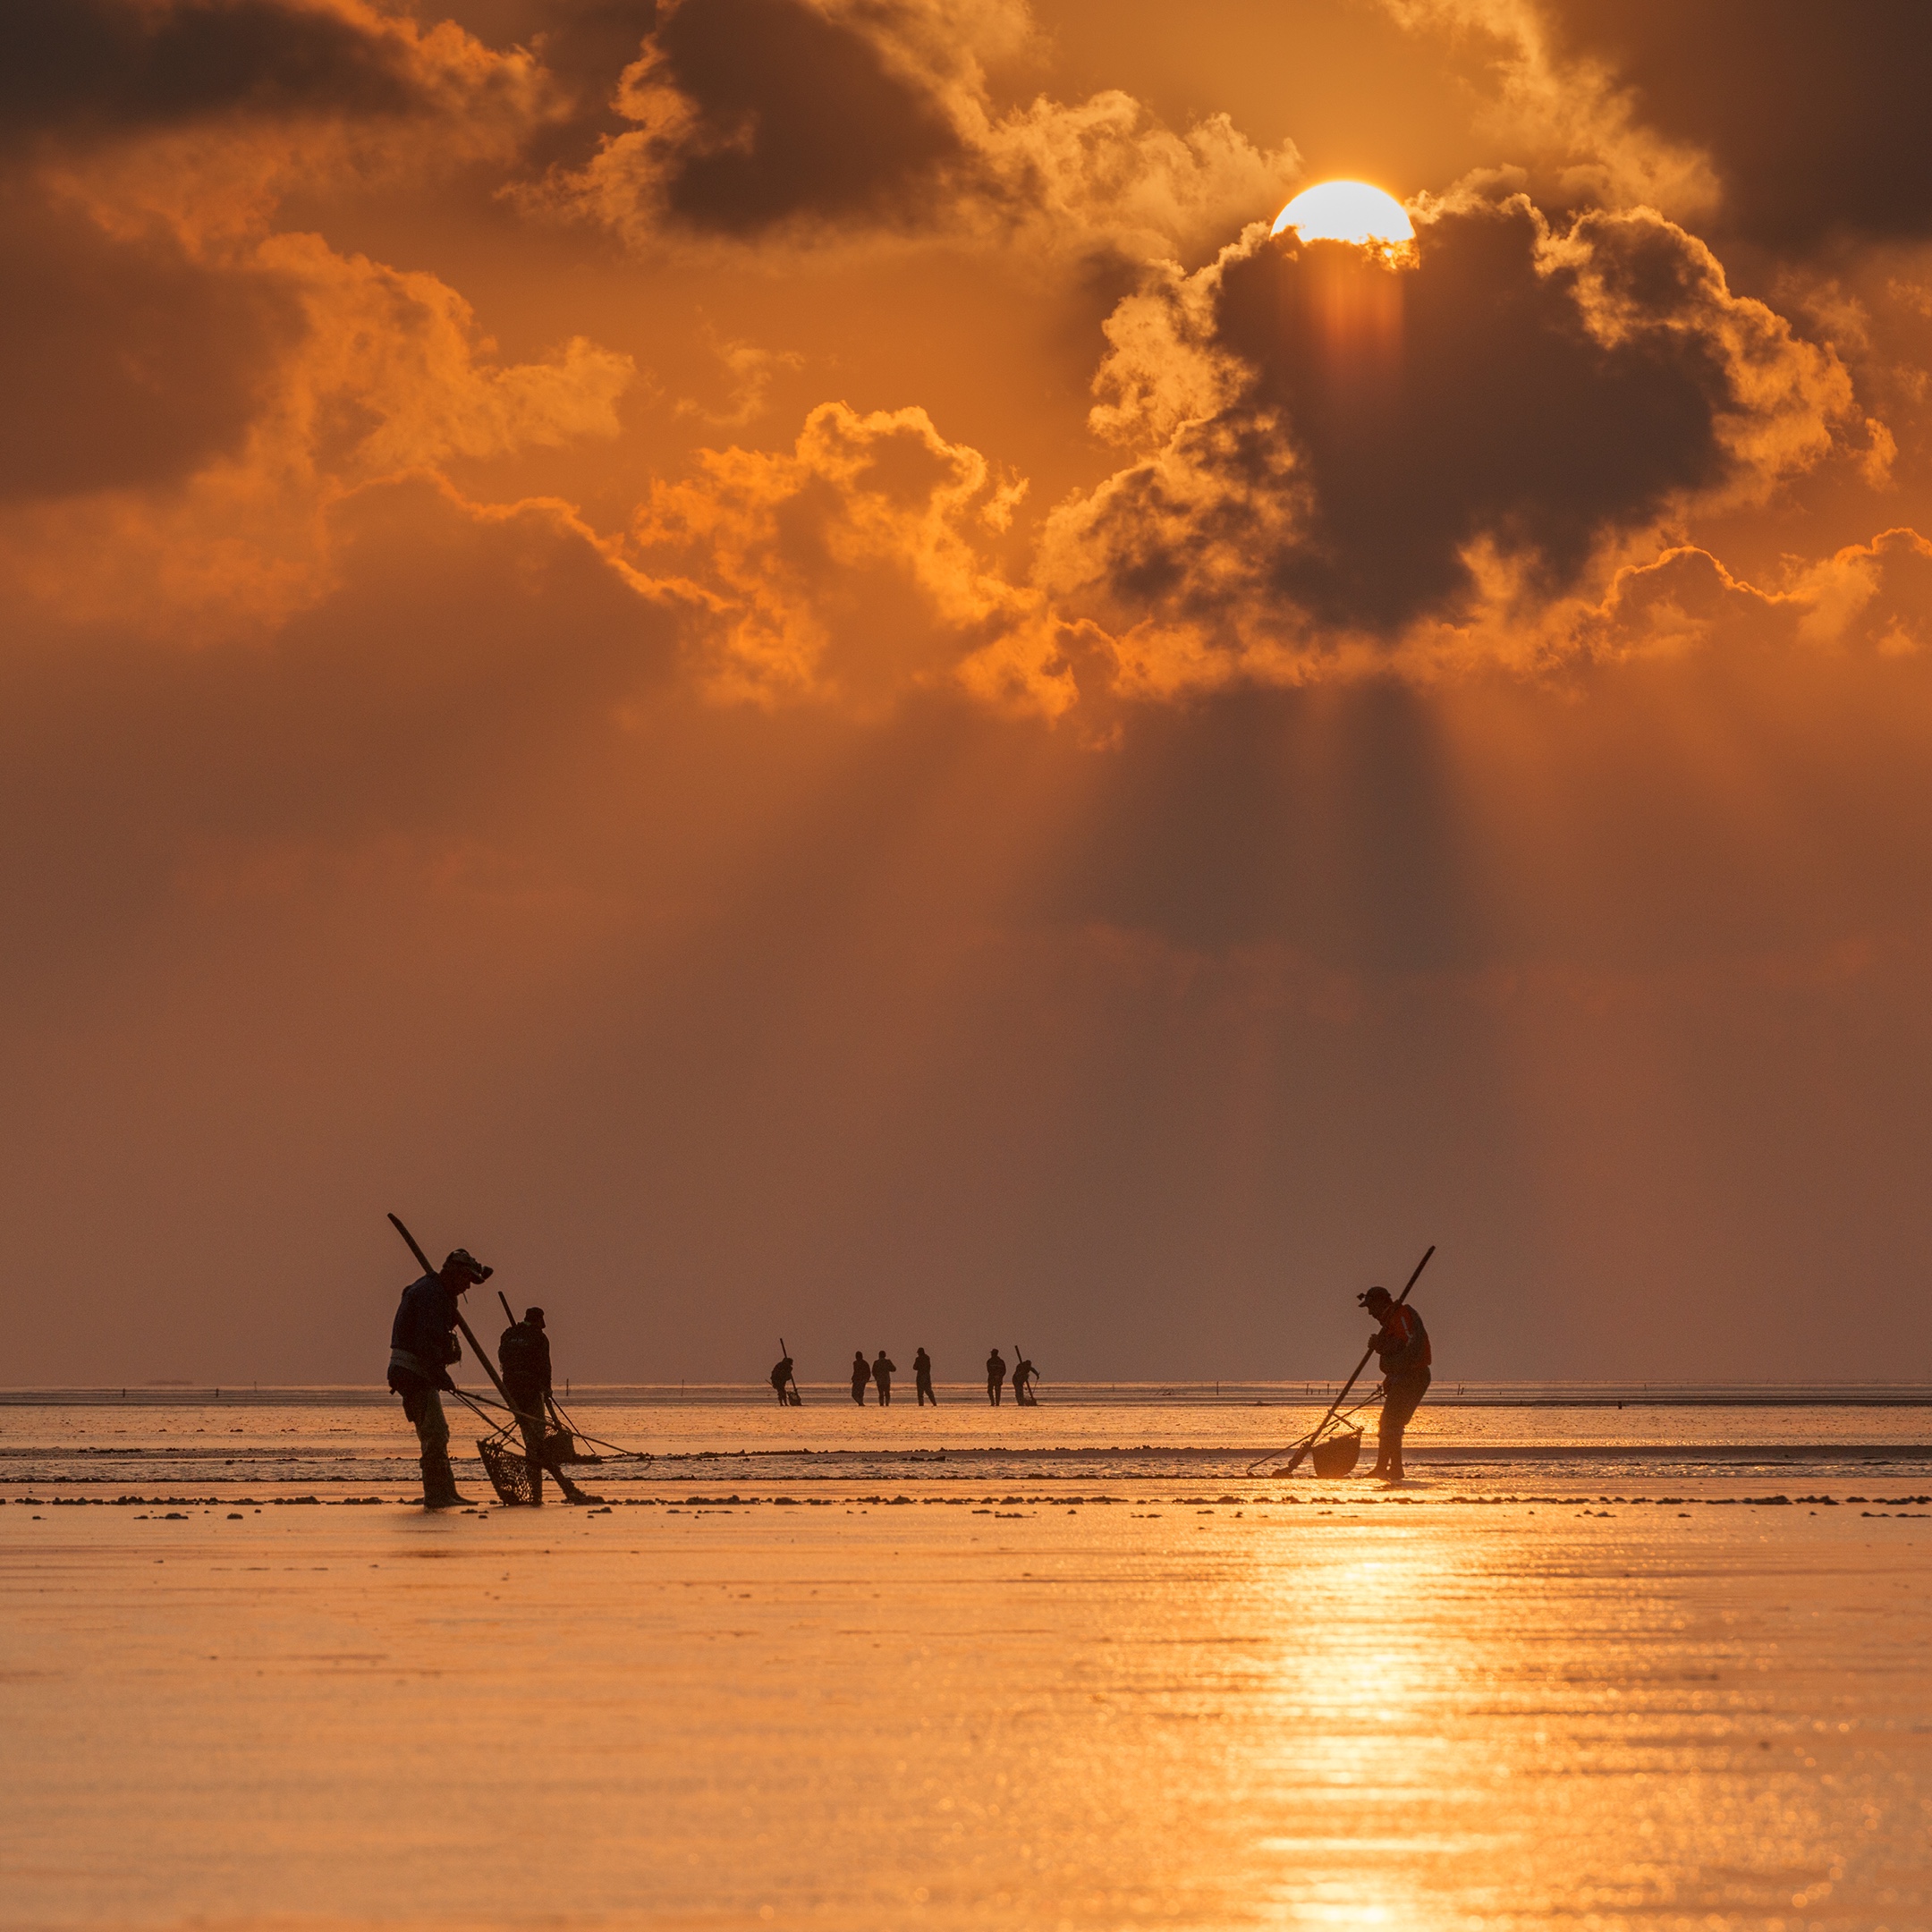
(1360, 1285, 1431, 1482)
(387, 1248, 490, 1508)
(498, 1306, 554, 1505)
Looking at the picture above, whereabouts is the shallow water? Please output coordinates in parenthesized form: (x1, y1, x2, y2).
(4, 1385, 1927, 1494)
(4, 1394, 1929, 1930)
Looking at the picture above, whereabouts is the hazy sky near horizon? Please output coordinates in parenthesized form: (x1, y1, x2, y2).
(5, 0, 1932, 1386)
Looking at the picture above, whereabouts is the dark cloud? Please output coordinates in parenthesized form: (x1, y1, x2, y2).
(1547, 0, 1932, 250)
(1045, 195, 1845, 655)
(614, 0, 977, 235)
(1213, 204, 1729, 630)
(499, 0, 657, 169)
(0, 0, 439, 151)
(0, 186, 301, 501)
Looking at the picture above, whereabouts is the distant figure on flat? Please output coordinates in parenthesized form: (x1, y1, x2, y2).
(872, 1349, 896, 1405)
(1011, 1352, 1038, 1406)
(1360, 1284, 1431, 1482)
(498, 1306, 556, 1505)
(986, 1348, 1006, 1405)
(770, 1353, 797, 1406)
(913, 1346, 936, 1405)
(851, 1350, 871, 1405)
(386, 1247, 491, 1508)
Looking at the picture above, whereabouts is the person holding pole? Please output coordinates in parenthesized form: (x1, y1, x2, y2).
(386, 1247, 491, 1508)
(770, 1350, 797, 1406)
(1360, 1284, 1432, 1482)
(1011, 1349, 1038, 1405)
(498, 1306, 555, 1505)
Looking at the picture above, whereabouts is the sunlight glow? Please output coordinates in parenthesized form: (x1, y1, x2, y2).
(1273, 181, 1416, 259)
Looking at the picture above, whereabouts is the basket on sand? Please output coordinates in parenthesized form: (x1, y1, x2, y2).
(1309, 1428, 1363, 1478)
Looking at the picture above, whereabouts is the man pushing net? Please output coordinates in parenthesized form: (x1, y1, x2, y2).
(1359, 1283, 1432, 1483)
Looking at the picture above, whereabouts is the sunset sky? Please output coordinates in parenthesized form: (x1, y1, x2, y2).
(6, 0, 1932, 1386)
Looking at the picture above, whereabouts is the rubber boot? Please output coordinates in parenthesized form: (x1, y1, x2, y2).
(420, 1451, 473, 1509)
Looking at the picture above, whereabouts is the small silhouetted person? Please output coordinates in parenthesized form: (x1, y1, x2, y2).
(873, 1350, 896, 1404)
(1012, 1352, 1038, 1405)
(770, 1354, 796, 1407)
(497, 1306, 554, 1506)
(851, 1350, 870, 1404)
(913, 1347, 936, 1405)
(986, 1348, 1005, 1405)
(1360, 1285, 1432, 1482)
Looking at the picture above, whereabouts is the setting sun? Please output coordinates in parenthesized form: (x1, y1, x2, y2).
(1272, 179, 1416, 254)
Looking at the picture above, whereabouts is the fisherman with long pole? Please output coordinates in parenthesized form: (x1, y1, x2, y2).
(386, 1241, 491, 1509)
(1360, 1283, 1432, 1482)
(1253, 1245, 1435, 1479)
(770, 1339, 801, 1406)
(1011, 1344, 1038, 1406)
(387, 1213, 595, 1505)
(495, 1292, 559, 1505)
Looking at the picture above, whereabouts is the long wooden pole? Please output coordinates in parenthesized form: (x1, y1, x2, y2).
(1275, 1244, 1435, 1477)
(387, 1212, 527, 1415)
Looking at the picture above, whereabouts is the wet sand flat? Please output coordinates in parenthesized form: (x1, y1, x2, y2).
(5, 1483, 1930, 1930)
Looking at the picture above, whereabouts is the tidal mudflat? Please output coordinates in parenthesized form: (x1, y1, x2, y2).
(4, 1397, 1929, 1930)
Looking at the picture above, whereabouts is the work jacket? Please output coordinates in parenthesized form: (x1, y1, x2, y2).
(1373, 1304, 1431, 1379)
(388, 1274, 461, 1391)
(498, 1320, 552, 1400)
(873, 1354, 895, 1386)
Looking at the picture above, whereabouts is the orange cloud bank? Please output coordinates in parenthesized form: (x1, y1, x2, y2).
(3, 0, 1930, 1385)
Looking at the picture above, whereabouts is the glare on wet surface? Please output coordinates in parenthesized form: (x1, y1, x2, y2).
(5, 1453, 1930, 1929)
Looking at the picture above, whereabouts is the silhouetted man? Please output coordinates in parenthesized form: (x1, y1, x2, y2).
(913, 1347, 936, 1405)
(986, 1349, 1005, 1405)
(498, 1306, 554, 1505)
(873, 1350, 896, 1405)
(1360, 1285, 1432, 1482)
(770, 1353, 796, 1406)
(1012, 1352, 1038, 1405)
(387, 1248, 490, 1508)
(851, 1351, 870, 1404)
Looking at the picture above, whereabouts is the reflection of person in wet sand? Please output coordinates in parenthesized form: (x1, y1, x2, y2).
(851, 1351, 870, 1404)
(986, 1349, 1005, 1405)
(872, 1349, 896, 1405)
(1011, 1352, 1038, 1405)
(1360, 1284, 1431, 1482)
(913, 1347, 936, 1405)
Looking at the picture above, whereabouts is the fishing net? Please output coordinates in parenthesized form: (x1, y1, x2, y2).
(477, 1435, 536, 1506)
(1309, 1428, 1363, 1478)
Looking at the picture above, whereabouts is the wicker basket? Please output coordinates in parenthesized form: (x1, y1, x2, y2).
(1309, 1428, 1363, 1478)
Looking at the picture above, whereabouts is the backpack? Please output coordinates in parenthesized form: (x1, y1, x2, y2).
(499, 1321, 546, 1386)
